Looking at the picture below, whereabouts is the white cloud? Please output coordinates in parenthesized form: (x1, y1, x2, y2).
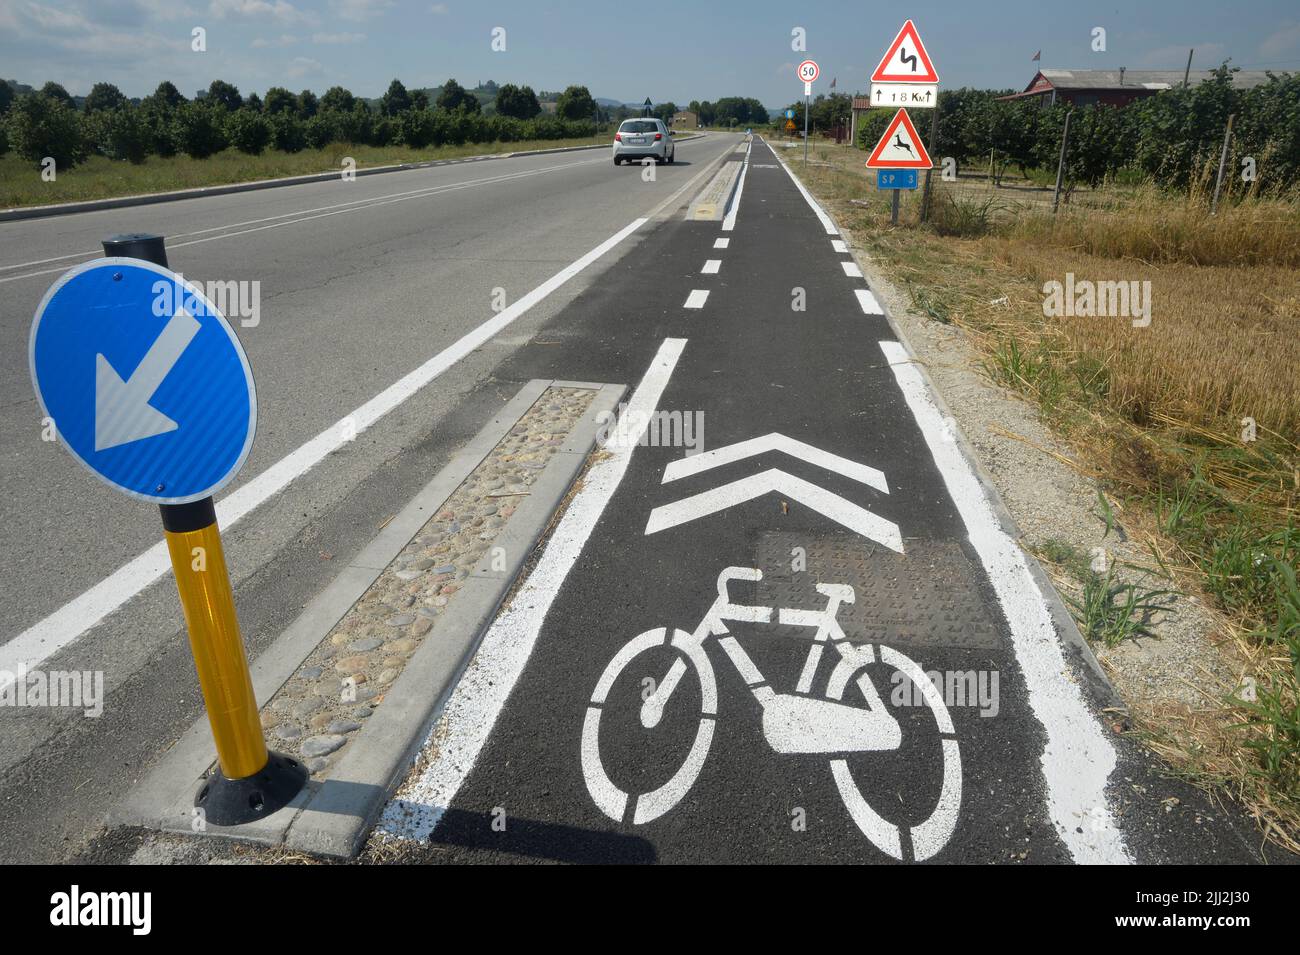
(331, 0, 393, 22)
(429, 3, 448, 13)
(208, 0, 312, 25)
(286, 55, 323, 78)
(251, 33, 299, 47)
(1259, 22, 1300, 59)
(312, 31, 365, 44)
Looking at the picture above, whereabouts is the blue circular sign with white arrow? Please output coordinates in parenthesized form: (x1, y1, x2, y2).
(29, 258, 257, 505)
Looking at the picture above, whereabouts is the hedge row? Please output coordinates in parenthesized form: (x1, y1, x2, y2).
(2, 96, 601, 169)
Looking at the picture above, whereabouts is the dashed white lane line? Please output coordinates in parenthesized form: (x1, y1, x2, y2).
(684, 289, 710, 309)
(702, 259, 721, 274)
(854, 289, 885, 315)
(380, 337, 688, 842)
(0, 215, 652, 689)
(713, 238, 730, 249)
(841, 261, 863, 278)
(879, 340, 1132, 865)
(831, 240, 848, 253)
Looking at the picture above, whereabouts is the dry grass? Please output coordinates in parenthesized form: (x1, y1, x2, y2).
(786, 143, 1300, 850)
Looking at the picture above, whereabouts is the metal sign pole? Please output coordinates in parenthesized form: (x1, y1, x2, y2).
(803, 90, 810, 163)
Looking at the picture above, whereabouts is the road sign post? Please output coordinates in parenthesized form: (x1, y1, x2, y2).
(797, 59, 819, 164)
(30, 233, 305, 827)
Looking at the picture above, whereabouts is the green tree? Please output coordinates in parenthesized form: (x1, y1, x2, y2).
(297, 88, 318, 118)
(7, 93, 84, 168)
(264, 86, 297, 115)
(437, 78, 480, 113)
(244, 92, 263, 112)
(400, 108, 437, 147)
(171, 102, 228, 157)
(147, 81, 186, 110)
(82, 106, 148, 162)
(320, 85, 355, 113)
(381, 78, 411, 116)
(225, 109, 271, 154)
(494, 83, 541, 119)
(39, 82, 74, 108)
(0, 81, 13, 115)
(411, 89, 430, 111)
(83, 82, 127, 113)
(555, 85, 596, 121)
(205, 79, 242, 111)
(270, 114, 307, 152)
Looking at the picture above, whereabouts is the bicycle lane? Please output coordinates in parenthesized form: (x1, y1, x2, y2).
(378, 138, 1130, 864)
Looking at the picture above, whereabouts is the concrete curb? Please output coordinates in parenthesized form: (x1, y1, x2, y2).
(109, 379, 627, 856)
(0, 135, 706, 223)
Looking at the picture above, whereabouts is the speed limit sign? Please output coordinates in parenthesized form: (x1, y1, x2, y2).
(797, 59, 820, 84)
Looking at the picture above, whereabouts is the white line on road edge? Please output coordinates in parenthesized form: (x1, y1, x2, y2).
(0, 216, 651, 690)
(684, 289, 709, 309)
(702, 259, 721, 274)
(379, 337, 688, 841)
(878, 339, 1132, 865)
(721, 140, 751, 231)
(766, 140, 839, 236)
(713, 238, 730, 249)
(841, 261, 863, 278)
(855, 290, 885, 315)
(831, 240, 848, 253)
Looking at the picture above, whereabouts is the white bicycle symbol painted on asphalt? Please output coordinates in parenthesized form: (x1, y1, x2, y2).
(581, 566, 962, 860)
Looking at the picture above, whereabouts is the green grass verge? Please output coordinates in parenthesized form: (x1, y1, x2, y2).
(0, 136, 612, 208)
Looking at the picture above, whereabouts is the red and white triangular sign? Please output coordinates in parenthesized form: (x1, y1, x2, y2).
(865, 109, 933, 168)
(871, 20, 939, 84)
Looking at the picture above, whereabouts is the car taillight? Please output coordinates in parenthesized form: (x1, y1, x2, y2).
(654, 133, 662, 140)
(615, 133, 622, 141)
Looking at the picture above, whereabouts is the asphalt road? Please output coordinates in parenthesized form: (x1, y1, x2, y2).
(377, 138, 1288, 865)
(0, 132, 744, 862)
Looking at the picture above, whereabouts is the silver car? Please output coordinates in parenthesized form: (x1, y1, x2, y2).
(613, 118, 675, 166)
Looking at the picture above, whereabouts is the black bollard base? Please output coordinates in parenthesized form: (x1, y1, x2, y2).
(194, 751, 308, 827)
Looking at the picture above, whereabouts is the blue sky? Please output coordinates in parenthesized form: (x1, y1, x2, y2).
(2, 0, 1298, 108)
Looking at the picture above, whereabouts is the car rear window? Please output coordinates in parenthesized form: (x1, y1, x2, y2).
(619, 121, 658, 133)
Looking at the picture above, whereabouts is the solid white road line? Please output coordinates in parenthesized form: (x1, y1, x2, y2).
(766, 140, 838, 236)
(841, 261, 863, 278)
(684, 289, 709, 309)
(879, 340, 1132, 865)
(855, 289, 885, 315)
(702, 259, 721, 274)
(0, 216, 651, 690)
(380, 337, 688, 841)
(713, 238, 730, 249)
(721, 140, 751, 231)
(831, 240, 848, 253)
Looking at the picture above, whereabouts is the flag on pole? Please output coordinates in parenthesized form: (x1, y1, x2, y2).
(1032, 50, 1041, 61)
(830, 77, 837, 88)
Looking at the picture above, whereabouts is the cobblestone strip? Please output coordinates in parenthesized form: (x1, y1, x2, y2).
(259, 386, 597, 777)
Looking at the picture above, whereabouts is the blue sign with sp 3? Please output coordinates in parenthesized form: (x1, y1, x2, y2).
(29, 258, 257, 504)
(877, 169, 919, 190)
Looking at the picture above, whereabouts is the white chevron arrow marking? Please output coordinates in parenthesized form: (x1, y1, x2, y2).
(645, 468, 903, 552)
(662, 432, 888, 493)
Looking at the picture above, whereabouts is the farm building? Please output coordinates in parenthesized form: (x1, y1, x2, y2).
(1000, 68, 1289, 108)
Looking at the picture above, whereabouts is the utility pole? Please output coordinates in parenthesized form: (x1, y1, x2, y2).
(1184, 48, 1194, 87)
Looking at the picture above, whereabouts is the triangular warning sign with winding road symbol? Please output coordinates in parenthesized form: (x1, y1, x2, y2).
(871, 19, 939, 84)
